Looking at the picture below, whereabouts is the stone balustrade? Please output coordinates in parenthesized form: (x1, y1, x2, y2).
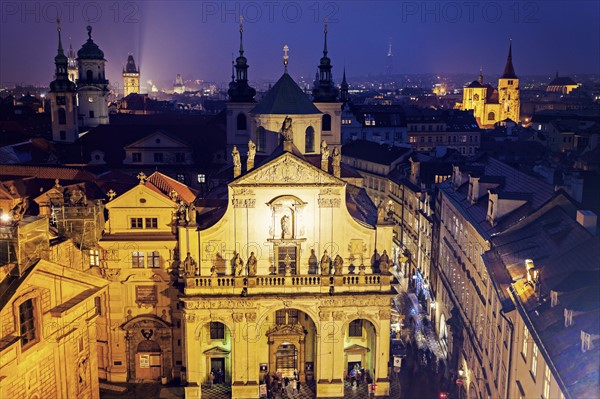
(184, 273, 393, 296)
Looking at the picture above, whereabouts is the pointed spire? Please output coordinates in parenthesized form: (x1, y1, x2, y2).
(283, 44, 289, 73)
(478, 66, 483, 84)
(340, 67, 349, 104)
(239, 15, 244, 55)
(228, 20, 255, 102)
(323, 17, 328, 57)
(56, 19, 64, 55)
(501, 38, 517, 79)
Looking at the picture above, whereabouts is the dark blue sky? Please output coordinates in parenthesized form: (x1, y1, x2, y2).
(1, 1, 598, 88)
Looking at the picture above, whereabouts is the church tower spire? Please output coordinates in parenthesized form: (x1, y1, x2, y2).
(501, 39, 517, 79)
(49, 19, 79, 142)
(498, 39, 520, 123)
(122, 53, 140, 97)
(340, 67, 349, 104)
(227, 16, 256, 102)
(478, 66, 483, 84)
(312, 18, 339, 103)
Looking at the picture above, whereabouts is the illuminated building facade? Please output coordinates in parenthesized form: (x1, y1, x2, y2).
(0, 207, 108, 399)
(76, 26, 110, 128)
(122, 54, 140, 97)
(460, 41, 520, 127)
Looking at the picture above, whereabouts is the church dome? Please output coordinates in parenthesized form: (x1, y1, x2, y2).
(77, 26, 105, 60)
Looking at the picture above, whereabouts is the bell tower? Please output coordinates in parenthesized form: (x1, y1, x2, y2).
(67, 39, 78, 83)
(498, 39, 520, 123)
(123, 54, 140, 97)
(312, 18, 342, 149)
(77, 25, 109, 127)
(49, 19, 78, 143)
(226, 16, 257, 161)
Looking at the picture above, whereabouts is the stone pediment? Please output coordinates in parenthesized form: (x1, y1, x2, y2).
(204, 346, 231, 355)
(344, 344, 370, 354)
(232, 153, 343, 186)
(125, 131, 188, 150)
(265, 323, 306, 337)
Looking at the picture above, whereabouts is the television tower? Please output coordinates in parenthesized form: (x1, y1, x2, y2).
(386, 37, 394, 76)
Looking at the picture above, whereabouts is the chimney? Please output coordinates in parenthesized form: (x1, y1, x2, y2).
(576, 210, 597, 235)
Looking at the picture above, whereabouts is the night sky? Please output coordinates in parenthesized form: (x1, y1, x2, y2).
(1, 1, 598, 88)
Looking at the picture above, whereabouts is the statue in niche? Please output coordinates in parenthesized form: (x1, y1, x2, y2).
(320, 250, 331, 275)
(233, 252, 244, 276)
(177, 200, 188, 223)
(321, 140, 329, 160)
(379, 250, 390, 274)
(247, 252, 257, 276)
(333, 254, 344, 275)
(281, 214, 291, 239)
(183, 253, 196, 276)
(282, 116, 293, 141)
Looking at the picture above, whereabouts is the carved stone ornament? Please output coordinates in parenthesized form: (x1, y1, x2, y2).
(319, 311, 331, 321)
(245, 312, 257, 322)
(379, 309, 391, 320)
(100, 268, 121, 281)
(232, 198, 256, 208)
(318, 197, 341, 208)
(233, 313, 244, 323)
(241, 154, 339, 185)
(332, 311, 345, 321)
(184, 313, 196, 324)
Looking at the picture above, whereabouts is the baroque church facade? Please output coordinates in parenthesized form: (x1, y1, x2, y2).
(459, 41, 520, 128)
(177, 22, 395, 399)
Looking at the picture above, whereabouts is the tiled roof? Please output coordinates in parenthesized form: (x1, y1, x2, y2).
(250, 73, 321, 115)
(489, 193, 600, 399)
(548, 76, 577, 87)
(342, 140, 411, 165)
(440, 155, 555, 239)
(147, 171, 199, 204)
(0, 165, 97, 181)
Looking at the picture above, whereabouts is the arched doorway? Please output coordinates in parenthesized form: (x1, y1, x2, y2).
(135, 340, 162, 380)
(121, 315, 173, 382)
(344, 318, 377, 384)
(200, 321, 232, 386)
(265, 308, 316, 382)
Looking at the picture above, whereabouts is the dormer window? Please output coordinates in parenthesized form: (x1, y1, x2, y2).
(550, 290, 558, 307)
(564, 308, 574, 327)
(581, 331, 592, 352)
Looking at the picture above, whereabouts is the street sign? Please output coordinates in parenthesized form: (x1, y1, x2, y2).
(393, 356, 402, 367)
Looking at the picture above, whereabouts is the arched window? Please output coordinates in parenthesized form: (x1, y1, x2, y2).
(236, 113, 247, 130)
(58, 108, 66, 125)
(86, 70, 93, 81)
(305, 126, 315, 152)
(488, 112, 495, 121)
(322, 114, 332, 131)
(256, 127, 266, 152)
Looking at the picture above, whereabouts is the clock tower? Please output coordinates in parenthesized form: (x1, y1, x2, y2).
(122, 54, 140, 97)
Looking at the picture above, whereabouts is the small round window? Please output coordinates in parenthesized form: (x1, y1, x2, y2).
(139, 198, 146, 203)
